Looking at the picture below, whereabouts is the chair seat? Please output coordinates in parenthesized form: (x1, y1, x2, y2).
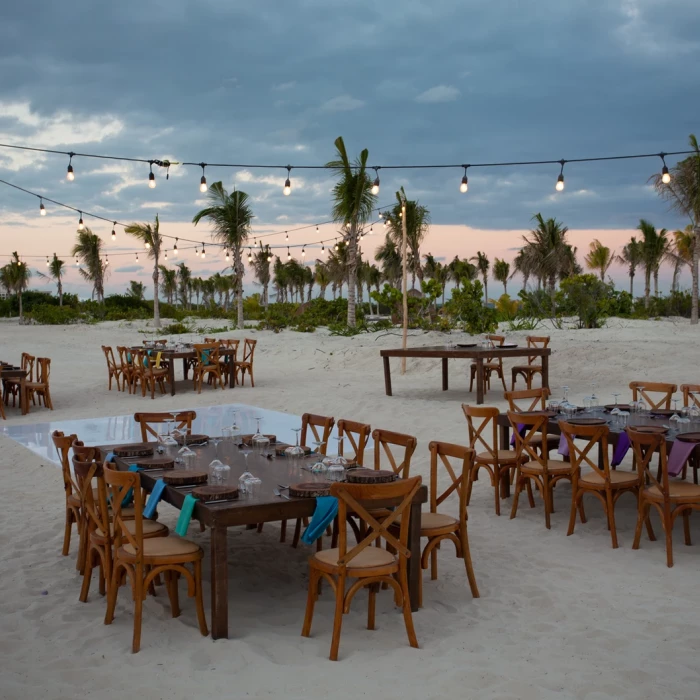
(646, 482, 700, 501)
(68, 488, 99, 507)
(121, 535, 201, 559)
(529, 435, 561, 450)
(314, 546, 396, 572)
(475, 449, 520, 464)
(420, 512, 458, 534)
(24, 382, 48, 391)
(580, 470, 639, 487)
(96, 520, 168, 538)
(520, 460, 572, 475)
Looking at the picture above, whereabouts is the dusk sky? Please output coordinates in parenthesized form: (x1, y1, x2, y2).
(1, 1, 699, 298)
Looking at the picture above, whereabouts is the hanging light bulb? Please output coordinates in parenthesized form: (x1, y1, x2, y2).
(360, 232, 364, 241)
(253, 237, 257, 246)
(199, 163, 208, 192)
(660, 153, 671, 184)
(287, 247, 292, 261)
(555, 160, 565, 192)
(334, 241, 339, 251)
(201, 243, 206, 259)
(383, 218, 388, 229)
(75, 256, 80, 267)
(105, 255, 109, 266)
(378, 211, 384, 219)
(66, 153, 75, 181)
(46, 256, 50, 267)
(370, 225, 374, 235)
(321, 242, 325, 253)
(145, 241, 151, 250)
(225, 248, 230, 262)
(283, 165, 292, 196)
(247, 248, 252, 262)
(371, 167, 380, 195)
(111, 222, 116, 241)
(302, 247, 306, 258)
(173, 238, 178, 257)
(460, 165, 469, 193)
(77, 212, 84, 231)
(285, 231, 289, 242)
(148, 162, 156, 189)
(316, 226, 319, 234)
(195, 247, 199, 257)
(39, 198, 46, 216)
(135, 252, 139, 262)
(164, 250, 168, 261)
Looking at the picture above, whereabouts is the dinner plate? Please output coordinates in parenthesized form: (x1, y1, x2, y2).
(566, 417, 607, 426)
(456, 343, 477, 347)
(498, 343, 519, 349)
(635, 426, 669, 434)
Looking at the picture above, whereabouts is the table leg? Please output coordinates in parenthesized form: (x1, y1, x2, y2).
(442, 358, 448, 391)
(210, 525, 229, 640)
(182, 357, 189, 382)
(476, 358, 485, 405)
(499, 423, 510, 451)
(169, 359, 176, 397)
(407, 500, 422, 611)
(542, 353, 550, 392)
(20, 377, 27, 415)
(499, 423, 511, 497)
(383, 356, 393, 396)
(228, 354, 235, 389)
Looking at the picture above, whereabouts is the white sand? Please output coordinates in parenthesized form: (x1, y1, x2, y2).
(1, 317, 699, 700)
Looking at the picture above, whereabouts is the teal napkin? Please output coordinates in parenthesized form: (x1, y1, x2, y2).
(201, 349, 211, 365)
(119, 465, 141, 508)
(143, 479, 166, 519)
(301, 496, 338, 545)
(175, 493, 199, 536)
(104, 451, 115, 462)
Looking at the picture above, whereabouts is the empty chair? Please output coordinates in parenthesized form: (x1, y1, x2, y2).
(51, 430, 81, 559)
(24, 357, 53, 410)
(133, 411, 197, 442)
(372, 429, 417, 479)
(511, 335, 550, 390)
(192, 343, 224, 393)
(301, 476, 422, 661)
(504, 388, 559, 455)
(116, 346, 135, 393)
(629, 381, 677, 410)
(235, 338, 257, 387)
(469, 334, 507, 394)
(102, 346, 124, 391)
(217, 339, 239, 385)
(335, 419, 371, 466)
(681, 383, 700, 409)
(3, 352, 34, 408)
(134, 349, 169, 399)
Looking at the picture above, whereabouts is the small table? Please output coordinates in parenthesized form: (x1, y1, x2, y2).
(0, 365, 29, 415)
(380, 345, 551, 404)
(100, 441, 427, 640)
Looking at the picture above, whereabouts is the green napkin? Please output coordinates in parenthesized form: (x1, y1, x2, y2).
(175, 493, 199, 536)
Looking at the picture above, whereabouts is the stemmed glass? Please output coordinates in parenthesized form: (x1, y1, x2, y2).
(252, 417, 270, 453)
(310, 438, 326, 457)
(285, 427, 305, 467)
(159, 413, 178, 446)
(562, 386, 570, 404)
(612, 393, 620, 407)
(332, 436, 349, 466)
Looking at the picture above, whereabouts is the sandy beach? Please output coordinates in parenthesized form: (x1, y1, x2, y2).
(1, 317, 699, 700)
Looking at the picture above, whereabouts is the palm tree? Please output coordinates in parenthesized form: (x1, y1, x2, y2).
(584, 239, 615, 282)
(470, 252, 490, 303)
(511, 247, 536, 291)
(175, 262, 191, 308)
(124, 215, 164, 327)
(375, 235, 402, 287)
(37, 253, 66, 306)
(492, 258, 510, 295)
(327, 136, 377, 326)
(669, 225, 695, 292)
(448, 256, 477, 290)
(126, 280, 146, 300)
(193, 182, 253, 328)
(159, 265, 178, 305)
(366, 264, 382, 314)
(251, 244, 272, 307)
(0, 252, 31, 322)
(72, 227, 107, 302)
(303, 265, 314, 302)
(637, 219, 670, 306)
(423, 253, 439, 280)
(616, 237, 643, 296)
(314, 261, 331, 299)
(652, 134, 700, 324)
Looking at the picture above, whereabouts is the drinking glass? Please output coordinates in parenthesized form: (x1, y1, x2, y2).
(561, 386, 569, 404)
(245, 476, 262, 498)
(327, 462, 345, 482)
(209, 459, 230, 485)
(178, 446, 196, 470)
(285, 428, 305, 467)
(583, 396, 593, 412)
(677, 416, 691, 434)
(610, 407, 620, 428)
(669, 412, 680, 432)
(590, 384, 598, 409)
(252, 417, 270, 453)
(689, 402, 700, 430)
(612, 393, 620, 406)
(332, 436, 349, 466)
(238, 467, 254, 496)
(310, 438, 326, 457)
(618, 411, 629, 428)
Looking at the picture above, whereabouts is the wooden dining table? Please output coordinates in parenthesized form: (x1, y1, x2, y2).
(0, 363, 30, 415)
(99, 439, 427, 640)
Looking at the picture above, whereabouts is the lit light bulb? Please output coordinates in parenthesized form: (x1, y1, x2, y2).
(555, 174, 565, 192)
(360, 232, 364, 241)
(371, 168, 380, 195)
(285, 231, 289, 241)
(75, 256, 80, 267)
(661, 166, 671, 184)
(164, 250, 168, 261)
(225, 248, 230, 261)
(283, 166, 292, 196)
(66, 154, 75, 181)
(135, 252, 139, 262)
(173, 239, 178, 257)
(383, 219, 388, 229)
(287, 247, 291, 261)
(148, 170, 156, 188)
(39, 200, 46, 216)
(316, 226, 319, 234)
(369, 226, 374, 235)
(78, 213, 84, 231)
(201, 245, 206, 259)
(200, 176, 208, 192)
(111, 224, 116, 241)
(195, 248, 199, 257)
(145, 241, 150, 249)
(105, 255, 109, 266)
(247, 249, 252, 262)
(302, 248, 306, 258)
(334, 242, 339, 251)
(460, 176, 468, 193)
(46, 256, 50, 266)
(267, 255, 272, 262)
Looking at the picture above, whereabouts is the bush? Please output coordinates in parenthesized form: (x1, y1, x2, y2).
(26, 304, 89, 325)
(557, 274, 610, 329)
(160, 322, 193, 335)
(291, 321, 316, 333)
(445, 279, 498, 335)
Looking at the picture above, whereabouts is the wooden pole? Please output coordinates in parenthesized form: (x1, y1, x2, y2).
(401, 202, 408, 375)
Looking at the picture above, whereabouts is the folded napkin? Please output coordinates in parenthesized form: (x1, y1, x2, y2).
(175, 493, 199, 536)
(126, 352, 132, 362)
(201, 349, 211, 366)
(104, 451, 115, 463)
(510, 424, 525, 447)
(143, 478, 166, 519)
(668, 441, 697, 477)
(301, 496, 339, 545)
(558, 434, 569, 458)
(611, 432, 631, 468)
(155, 351, 162, 368)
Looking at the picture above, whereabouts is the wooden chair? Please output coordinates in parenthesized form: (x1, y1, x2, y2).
(630, 429, 700, 567)
(372, 429, 417, 479)
(116, 346, 135, 393)
(102, 346, 124, 391)
(215, 339, 239, 385)
(629, 381, 677, 410)
(4, 352, 35, 408)
(103, 464, 208, 653)
(681, 384, 700, 409)
(336, 419, 371, 466)
(511, 335, 550, 390)
(469, 334, 507, 394)
(301, 476, 422, 661)
(24, 357, 53, 410)
(560, 421, 642, 548)
(235, 338, 257, 387)
(51, 430, 81, 558)
(143, 339, 168, 346)
(508, 411, 574, 529)
(0, 366, 6, 419)
(134, 349, 169, 399)
(191, 343, 224, 393)
(503, 388, 559, 455)
(462, 405, 521, 515)
(133, 411, 197, 443)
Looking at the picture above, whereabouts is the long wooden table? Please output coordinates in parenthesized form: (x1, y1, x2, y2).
(100, 440, 427, 640)
(380, 345, 551, 404)
(0, 364, 29, 415)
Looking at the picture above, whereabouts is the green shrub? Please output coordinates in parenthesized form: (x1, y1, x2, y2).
(445, 280, 498, 335)
(291, 321, 317, 333)
(161, 322, 193, 335)
(26, 304, 89, 325)
(556, 274, 610, 329)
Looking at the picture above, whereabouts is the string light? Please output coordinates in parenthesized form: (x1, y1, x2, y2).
(77, 212, 84, 231)
(173, 238, 178, 257)
(148, 162, 156, 189)
(302, 247, 306, 258)
(105, 255, 109, 266)
(369, 225, 374, 235)
(555, 160, 565, 192)
(199, 163, 208, 192)
(225, 248, 230, 262)
(195, 247, 199, 257)
(39, 198, 46, 216)
(111, 222, 116, 241)
(201, 243, 206, 259)
(321, 242, 325, 253)
(660, 153, 671, 184)
(460, 165, 469, 193)
(46, 256, 50, 267)
(371, 167, 380, 195)
(285, 231, 289, 242)
(135, 252, 139, 262)
(360, 232, 364, 241)
(144, 240, 150, 249)
(283, 165, 292, 196)
(287, 247, 291, 261)
(164, 249, 168, 261)
(66, 153, 75, 181)
(247, 248, 253, 262)
(334, 241, 339, 251)
(75, 256, 80, 267)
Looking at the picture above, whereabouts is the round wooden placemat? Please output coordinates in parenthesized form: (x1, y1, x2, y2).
(635, 425, 669, 434)
(676, 432, 700, 443)
(192, 484, 239, 502)
(174, 433, 210, 446)
(135, 456, 175, 470)
(240, 434, 277, 446)
(567, 417, 607, 426)
(163, 470, 208, 486)
(604, 404, 632, 412)
(289, 481, 332, 498)
(113, 444, 154, 458)
(275, 444, 312, 456)
(346, 469, 397, 484)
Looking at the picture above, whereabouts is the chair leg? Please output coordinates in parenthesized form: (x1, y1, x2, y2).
(329, 574, 346, 661)
(606, 489, 619, 549)
(567, 489, 578, 536)
(193, 560, 208, 636)
(543, 480, 552, 530)
(682, 510, 692, 546)
(459, 526, 480, 598)
(510, 471, 523, 520)
(632, 502, 647, 550)
(398, 568, 419, 650)
(291, 518, 303, 548)
(430, 547, 438, 581)
(664, 510, 674, 568)
(493, 466, 501, 516)
(62, 509, 73, 556)
(301, 568, 319, 638)
(132, 572, 144, 653)
(526, 479, 536, 508)
(79, 547, 95, 603)
(165, 570, 181, 618)
(367, 583, 377, 630)
(104, 564, 121, 625)
(280, 520, 287, 543)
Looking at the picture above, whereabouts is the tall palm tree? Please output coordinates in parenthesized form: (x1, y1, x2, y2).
(327, 136, 377, 326)
(375, 235, 402, 287)
(126, 280, 146, 300)
(159, 265, 178, 305)
(637, 219, 670, 306)
(251, 244, 272, 307)
(448, 256, 477, 290)
(193, 182, 253, 328)
(303, 265, 314, 302)
(124, 215, 164, 327)
(652, 133, 700, 324)
(492, 258, 510, 295)
(470, 252, 490, 303)
(37, 253, 66, 306)
(584, 239, 615, 282)
(616, 237, 643, 296)
(175, 262, 191, 308)
(72, 227, 107, 302)
(314, 261, 331, 299)
(366, 264, 382, 314)
(0, 252, 31, 322)
(669, 225, 695, 292)
(511, 247, 536, 291)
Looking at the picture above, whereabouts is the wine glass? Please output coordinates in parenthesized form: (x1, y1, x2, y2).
(252, 417, 270, 453)
(561, 386, 570, 404)
(285, 427, 305, 467)
(310, 438, 326, 457)
(332, 436, 349, 466)
(612, 392, 620, 406)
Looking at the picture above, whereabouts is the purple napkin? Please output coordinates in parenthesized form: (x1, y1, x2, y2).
(611, 432, 631, 467)
(668, 441, 697, 477)
(510, 424, 525, 447)
(558, 434, 569, 457)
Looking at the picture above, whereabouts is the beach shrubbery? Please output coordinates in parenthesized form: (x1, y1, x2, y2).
(445, 279, 498, 335)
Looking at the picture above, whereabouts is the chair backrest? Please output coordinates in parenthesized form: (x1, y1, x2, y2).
(242, 338, 257, 364)
(372, 428, 417, 479)
(504, 387, 550, 412)
(103, 463, 145, 559)
(102, 346, 118, 372)
(559, 421, 614, 484)
(336, 419, 371, 466)
(507, 410, 551, 471)
(330, 476, 422, 570)
(627, 428, 669, 497)
(300, 413, 335, 455)
(21, 352, 36, 380)
(72, 455, 110, 544)
(203, 337, 220, 344)
(680, 384, 700, 409)
(462, 404, 499, 460)
(71, 440, 101, 462)
(35, 357, 50, 384)
(133, 410, 197, 442)
(193, 342, 220, 368)
(526, 335, 550, 365)
(51, 430, 79, 498)
(429, 441, 473, 523)
(629, 381, 677, 410)
(486, 334, 505, 346)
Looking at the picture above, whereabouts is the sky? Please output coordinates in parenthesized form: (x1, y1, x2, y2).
(1, 0, 699, 299)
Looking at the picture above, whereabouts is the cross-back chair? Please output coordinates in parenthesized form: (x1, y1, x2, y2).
(51, 430, 81, 559)
(511, 335, 550, 390)
(560, 421, 643, 549)
(103, 464, 208, 653)
(133, 349, 169, 399)
(301, 476, 422, 661)
(116, 346, 135, 393)
(629, 429, 700, 567)
(503, 387, 559, 455)
(133, 411, 197, 443)
(462, 404, 520, 515)
(335, 419, 371, 466)
(4, 352, 35, 408)
(469, 334, 507, 394)
(235, 338, 257, 387)
(681, 383, 700, 409)
(372, 429, 417, 479)
(215, 339, 239, 385)
(629, 381, 677, 410)
(102, 346, 124, 391)
(25, 357, 53, 410)
(0, 366, 5, 419)
(508, 411, 574, 529)
(192, 343, 224, 393)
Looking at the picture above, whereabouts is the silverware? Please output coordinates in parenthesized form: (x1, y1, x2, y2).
(273, 488, 290, 500)
(277, 484, 289, 490)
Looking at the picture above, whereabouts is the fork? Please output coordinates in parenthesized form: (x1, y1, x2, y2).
(273, 488, 290, 500)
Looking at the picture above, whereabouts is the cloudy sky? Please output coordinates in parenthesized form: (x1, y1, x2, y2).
(1, 0, 699, 297)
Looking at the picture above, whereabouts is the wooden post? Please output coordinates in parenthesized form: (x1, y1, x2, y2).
(401, 202, 408, 375)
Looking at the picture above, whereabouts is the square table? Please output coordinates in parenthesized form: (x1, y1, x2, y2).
(0, 364, 30, 415)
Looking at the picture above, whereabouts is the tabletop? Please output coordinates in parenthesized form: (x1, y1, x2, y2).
(380, 344, 551, 359)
